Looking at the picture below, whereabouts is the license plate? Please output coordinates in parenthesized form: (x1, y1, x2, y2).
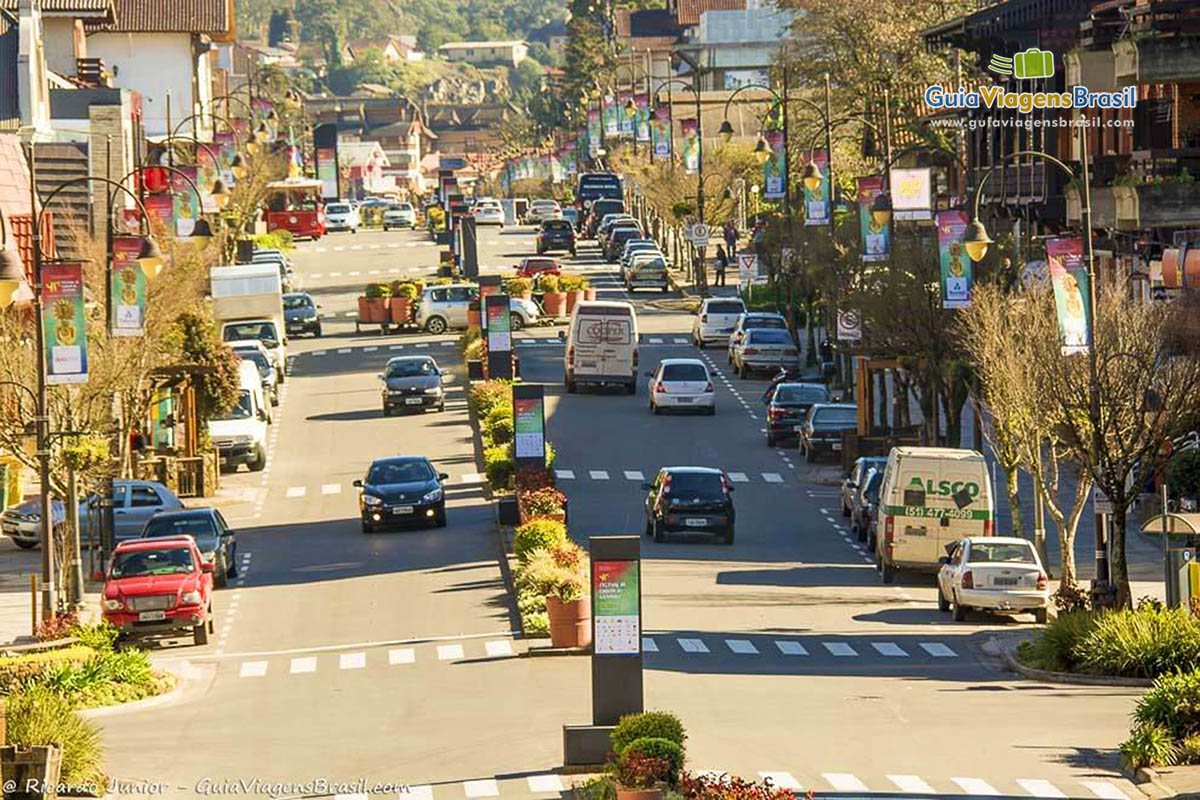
(138, 611, 166, 621)
(832, 443, 843, 450)
(405, 398, 424, 405)
(676, 397, 693, 403)
(993, 577, 1020, 586)
(2, 524, 16, 534)
(685, 518, 708, 527)
(392, 506, 414, 515)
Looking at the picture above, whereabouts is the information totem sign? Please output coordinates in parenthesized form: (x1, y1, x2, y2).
(512, 383, 546, 470)
(478, 275, 502, 331)
(485, 294, 512, 379)
(590, 535, 643, 725)
(460, 215, 480, 277)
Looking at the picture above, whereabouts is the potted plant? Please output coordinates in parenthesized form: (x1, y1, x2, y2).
(560, 275, 585, 314)
(518, 485, 567, 524)
(611, 751, 672, 800)
(359, 282, 391, 323)
(582, 276, 597, 301)
(540, 275, 567, 317)
(389, 281, 419, 324)
(526, 543, 590, 648)
(505, 276, 533, 300)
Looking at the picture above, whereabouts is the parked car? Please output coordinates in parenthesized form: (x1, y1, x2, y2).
(642, 467, 735, 545)
(729, 312, 789, 363)
(841, 456, 888, 517)
(354, 456, 449, 532)
(101, 537, 214, 645)
(380, 356, 445, 415)
(472, 200, 505, 226)
(283, 292, 322, 338)
(528, 199, 562, 223)
(585, 200, 626, 237)
(561, 208, 580, 229)
(324, 202, 360, 233)
(1, 497, 64, 549)
(798, 403, 858, 463)
(762, 367, 809, 404)
(251, 250, 296, 292)
(230, 344, 279, 407)
(648, 358, 715, 415)
(625, 255, 670, 293)
(516, 257, 562, 278)
(621, 240, 660, 271)
(765, 382, 830, 446)
(850, 468, 885, 545)
(383, 202, 416, 230)
(140, 508, 238, 588)
(536, 219, 576, 255)
(731, 328, 800, 378)
(605, 225, 644, 262)
(414, 284, 538, 334)
(937, 537, 1049, 623)
(595, 213, 635, 244)
(691, 298, 747, 347)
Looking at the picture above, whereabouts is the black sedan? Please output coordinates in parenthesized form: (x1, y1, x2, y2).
(643, 467, 735, 545)
(851, 468, 885, 548)
(354, 457, 448, 532)
(765, 382, 830, 446)
(284, 292, 322, 337)
(140, 508, 238, 588)
(798, 403, 859, 463)
(537, 219, 577, 256)
(380, 356, 445, 415)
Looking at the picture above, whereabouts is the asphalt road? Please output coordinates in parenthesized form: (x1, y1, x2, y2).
(92, 222, 1143, 800)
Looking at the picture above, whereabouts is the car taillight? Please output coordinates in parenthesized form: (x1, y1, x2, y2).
(701, 314, 708, 323)
(744, 348, 760, 355)
(1037, 573, 1048, 590)
(655, 381, 666, 393)
(884, 515, 894, 543)
(984, 519, 993, 536)
(704, 381, 713, 392)
(567, 345, 575, 364)
(767, 408, 776, 421)
(632, 348, 639, 367)
(961, 570, 974, 589)
(662, 475, 672, 494)
(784, 349, 798, 356)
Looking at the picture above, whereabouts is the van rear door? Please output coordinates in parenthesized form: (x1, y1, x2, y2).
(893, 458, 992, 566)
(573, 306, 635, 380)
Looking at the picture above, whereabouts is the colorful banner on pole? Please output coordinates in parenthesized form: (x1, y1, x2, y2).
(513, 395, 545, 460)
(486, 298, 511, 352)
(857, 175, 891, 263)
(214, 132, 238, 186)
(651, 106, 671, 159)
(763, 129, 787, 200)
(1047, 236, 1090, 354)
(143, 194, 174, 234)
(196, 148, 219, 213)
(110, 236, 146, 337)
(41, 262, 88, 385)
(171, 166, 200, 238)
(618, 91, 634, 137)
(936, 210, 972, 308)
(634, 94, 650, 142)
(603, 96, 619, 138)
(587, 108, 601, 155)
(593, 560, 640, 655)
(801, 150, 830, 226)
(681, 118, 700, 174)
(316, 147, 338, 199)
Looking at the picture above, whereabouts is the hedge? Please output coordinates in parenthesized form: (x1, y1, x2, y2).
(611, 711, 687, 755)
(513, 519, 567, 562)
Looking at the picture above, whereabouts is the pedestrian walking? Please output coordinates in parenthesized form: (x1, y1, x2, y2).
(723, 220, 738, 252)
(715, 244, 728, 287)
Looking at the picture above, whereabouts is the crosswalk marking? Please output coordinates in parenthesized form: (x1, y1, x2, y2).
(678, 638, 709, 653)
(589, 470, 610, 480)
(758, 772, 802, 791)
(239, 660, 268, 678)
(953, 778, 1000, 795)
(485, 640, 513, 657)
(823, 774, 868, 792)
(642, 637, 658, 652)
(438, 644, 465, 660)
(388, 648, 415, 665)
(673, 337, 689, 344)
(405, 787, 433, 800)
(920, 642, 957, 658)
(285, 486, 306, 498)
(460, 473, 485, 485)
(363, 346, 378, 352)
(649, 337, 664, 343)
(823, 642, 857, 657)
(888, 775, 934, 793)
(775, 640, 809, 656)
(526, 776, 565, 794)
(872, 642, 909, 657)
(337, 348, 351, 354)
(726, 639, 759, 654)
(321, 483, 341, 495)
(555, 470, 576, 480)
(762, 472, 783, 483)
(311, 350, 326, 356)
(339, 652, 366, 670)
(1081, 780, 1128, 800)
(624, 470, 645, 481)
(463, 780, 500, 798)
(728, 472, 749, 482)
(1017, 779, 1067, 798)
(289, 657, 317, 674)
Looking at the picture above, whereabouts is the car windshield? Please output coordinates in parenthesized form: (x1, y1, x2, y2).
(813, 407, 858, 426)
(864, 471, 884, 503)
(283, 295, 312, 310)
(110, 547, 195, 578)
(215, 390, 253, 421)
(708, 302, 746, 315)
(545, 221, 572, 231)
(774, 385, 829, 404)
(367, 460, 435, 484)
(613, 228, 640, 240)
(524, 259, 557, 271)
(746, 316, 787, 330)
(661, 363, 708, 381)
(666, 473, 724, 498)
(236, 351, 271, 376)
(143, 517, 219, 552)
(397, 203, 413, 211)
(634, 259, 667, 272)
(387, 359, 436, 378)
(970, 542, 1036, 564)
(326, 204, 350, 213)
(748, 330, 792, 345)
(224, 323, 278, 348)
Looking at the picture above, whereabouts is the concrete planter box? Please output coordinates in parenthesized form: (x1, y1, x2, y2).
(543, 292, 568, 317)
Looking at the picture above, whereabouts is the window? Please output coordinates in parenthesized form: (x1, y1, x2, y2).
(812, 407, 858, 426)
(748, 330, 792, 345)
(430, 289, 447, 302)
(707, 301, 746, 315)
(969, 542, 1036, 564)
(143, 516, 219, 552)
(447, 287, 473, 302)
(661, 363, 708, 382)
(386, 359, 437, 378)
(129, 486, 162, 507)
(774, 385, 829, 404)
(367, 460, 435, 484)
(111, 547, 195, 578)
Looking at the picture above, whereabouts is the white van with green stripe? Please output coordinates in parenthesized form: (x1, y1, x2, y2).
(874, 446, 994, 583)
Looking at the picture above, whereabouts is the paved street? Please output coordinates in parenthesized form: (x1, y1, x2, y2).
(92, 224, 1144, 799)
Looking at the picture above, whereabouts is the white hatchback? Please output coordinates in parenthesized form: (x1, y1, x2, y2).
(692, 297, 747, 347)
(648, 358, 715, 415)
(472, 202, 505, 227)
(324, 202, 360, 233)
(937, 536, 1049, 623)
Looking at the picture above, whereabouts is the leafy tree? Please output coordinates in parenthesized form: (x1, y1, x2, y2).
(327, 48, 396, 95)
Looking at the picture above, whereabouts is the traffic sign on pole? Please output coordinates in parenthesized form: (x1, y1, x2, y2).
(685, 222, 710, 247)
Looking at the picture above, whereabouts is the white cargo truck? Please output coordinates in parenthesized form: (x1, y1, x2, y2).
(211, 264, 287, 383)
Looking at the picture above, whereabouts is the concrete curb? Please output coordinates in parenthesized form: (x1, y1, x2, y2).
(78, 657, 212, 719)
(526, 644, 590, 657)
(999, 642, 1154, 687)
(1120, 764, 1176, 799)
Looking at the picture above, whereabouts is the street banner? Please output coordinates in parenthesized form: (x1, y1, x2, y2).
(316, 147, 338, 199)
(634, 93, 650, 142)
(110, 236, 146, 337)
(593, 560, 640, 655)
(171, 166, 200, 238)
(41, 262, 88, 385)
(143, 194, 174, 235)
(214, 132, 238, 186)
(890, 167, 932, 221)
(1047, 236, 1090, 355)
(603, 95, 619, 138)
(763, 129, 787, 200)
(512, 383, 546, 466)
(837, 309, 863, 342)
(196, 147, 219, 213)
(801, 150, 830, 226)
(618, 91, 634, 137)
(651, 106, 671, 159)
(485, 294, 512, 378)
(857, 175, 891, 263)
(681, 118, 700, 174)
(587, 109, 601, 154)
(936, 210, 972, 308)
(251, 98, 277, 141)
(479, 278, 501, 331)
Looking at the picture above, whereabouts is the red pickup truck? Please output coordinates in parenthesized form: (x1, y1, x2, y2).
(102, 537, 214, 646)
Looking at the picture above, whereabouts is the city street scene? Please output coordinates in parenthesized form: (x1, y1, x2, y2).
(2, 0, 1200, 797)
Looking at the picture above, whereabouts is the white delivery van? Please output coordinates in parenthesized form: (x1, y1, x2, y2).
(562, 301, 639, 394)
(874, 446, 994, 583)
(211, 264, 287, 383)
(208, 361, 270, 472)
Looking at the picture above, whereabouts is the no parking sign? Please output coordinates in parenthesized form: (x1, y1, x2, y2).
(837, 309, 862, 342)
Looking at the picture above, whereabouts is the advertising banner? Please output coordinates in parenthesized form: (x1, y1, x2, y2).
(936, 210, 972, 308)
(143, 194, 174, 234)
(171, 166, 200, 238)
(681, 118, 700, 174)
(1047, 236, 1089, 354)
(110, 236, 146, 337)
(801, 150, 830, 226)
(618, 92, 634, 137)
(251, 98, 276, 141)
(214, 132, 238, 186)
(513, 395, 545, 460)
(763, 128, 787, 200)
(486, 297, 511, 353)
(857, 175, 891, 263)
(196, 147, 219, 213)
(603, 96, 619, 138)
(41, 262, 88, 385)
(587, 109, 601, 154)
(634, 93, 650, 142)
(651, 106, 671, 159)
(890, 167, 932, 221)
(316, 147, 338, 199)
(593, 560, 640, 655)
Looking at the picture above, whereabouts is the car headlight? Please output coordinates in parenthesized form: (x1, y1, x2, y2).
(233, 434, 252, 444)
(424, 386, 442, 395)
(422, 488, 443, 503)
(180, 590, 202, 605)
(362, 494, 383, 506)
(103, 598, 124, 611)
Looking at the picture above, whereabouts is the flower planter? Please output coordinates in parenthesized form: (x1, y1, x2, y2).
(467, 307, 482, 328)
(358, 296, 390, 323)
(389, 297, 413, 324)
(546, 596, 591, 648)
(542, 291, 568, 317)
(565, 290, 585, 315)
(584, 288, 597, 301)
(497, 496, 520, 526)
(616, 788, 664, 800)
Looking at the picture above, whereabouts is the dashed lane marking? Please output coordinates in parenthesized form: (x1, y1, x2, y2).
(239, 660, 268, 678)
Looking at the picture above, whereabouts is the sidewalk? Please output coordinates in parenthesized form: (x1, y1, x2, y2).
(0, 538, 102, 645)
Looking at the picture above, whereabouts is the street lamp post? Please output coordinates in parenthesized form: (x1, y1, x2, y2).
(649, 77, 706, 291)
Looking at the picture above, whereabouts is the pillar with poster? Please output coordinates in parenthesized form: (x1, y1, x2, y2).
(512, 383, 546, 470)
(485, 294, 512, 379)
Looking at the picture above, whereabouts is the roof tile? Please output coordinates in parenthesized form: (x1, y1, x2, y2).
(675, 0, 746, 26)
(87, 0, 230, 34)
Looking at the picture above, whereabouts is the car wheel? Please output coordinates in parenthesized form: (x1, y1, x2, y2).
(565, 374, 576, 393)
(227, 553, 238, 578)
(362, 521, 375, 534)
(652, 519, 664, 543)
(766, 431, 776, 447)
(383, 405, 392, 417)
(738, 363, 747, 379)
(438, 401, 445, 412)
(644, 519, 653, 538)
(1034, 607, 1048, 624)
(842, 500, 851, 517)
(705, 405, 715, 416)
(722, 527, 735, 545)
(661, 285, 669, 293)
(193, 621, 208, 646)
(804, 443, 816, 463)
(626, 380, 636, 395)
(249, 446, 267, 472)
(937, 584, 950, 613)
(13, 539, 37, 550)
(314, 324, 323, 338)
(952, 594, 967, 621)
(425, 316, 448, 334)
(215, 555, 228, 588)
(651, 400, 660, 415)
(510, 314, 525, 331)
(435, 506, 447, 528)
(881, 559, 896, 584)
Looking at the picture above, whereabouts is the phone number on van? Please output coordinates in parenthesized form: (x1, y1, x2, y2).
(901, 506, 984, 520)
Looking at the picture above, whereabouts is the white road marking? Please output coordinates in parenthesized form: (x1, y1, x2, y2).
(339, 652, 366, 670)
(642, 637, 658, 652)
(285, 487, 306, 498)
(775, 640, 809, 656)
(329, 272, 343, 277)
(311, 350, 326, 356)
(920, 642, 957, 658)
(463, 780, 500, 798)
(887, 775, 935, 793)
(678, 638, 710, 653)
(872, 642, 909, 657)
(823, 774, 869, 792)
(822, 642, 858, 657)
(460, 473, 485, 485)
(349, 270, 361, 275)
(484, 640, 513, 657)
(589, 470, 610, 480)
(437, 644, 465, 660)
(1016, 779, 1067, 798)
(952, 778, 1000, 795)
(416, 343, 429, 348)
(758, 773, 802, 791)
(727, 472, 749, 483)
(673, 337, 689, 344)
(762, 472, 783, 483)
(624, 470, 644, 481)
(527, 775, 565, 794)
(321, 483, 342, 495)
(555, 469, 575, 480)
(1081, 781, 1129, 800)
(389, 344, 405, 350)
(726, 639, 758, 654)
(363, 346, 378, 352)
(649, 337, 664, 343)
(337, 348, 351, 354)
(290, 657, 317, 674)
(239, 660, 268, 678)
(388, 648, 416, 665)
(405, 787, 433, 800)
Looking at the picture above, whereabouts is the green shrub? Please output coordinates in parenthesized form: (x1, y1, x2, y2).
(0, 646, 98, 694)
(540, 275, 561, 293)
(364, 282, 392, 298)
(576, 775, 616, 800)
(517, 587, 547, 616)
(504, 277, 533, 297)
(484, 445, 514, 489)
(390, 281, 420, 300)
(1075, 607, 1200, 678)
(1170, 449, 1200, 498)
(72, 623, 118, 652)
(1178, 733, 1200, 764)
(464, 338, 486, 362)
(524, 611, 549, 635)
(469, 379, 512, 417)
(521, 545, 587, 601)
(486, 404, 513, 427)
(624, 738, 685, 787)
(513, 519, 567, 561)
(1017, 611, 1097, 672)
(488, 418, 514, 445)
(1134, 670, 1200, 739)
(1121, 723, 1179, 770)
(611, 711, 687, 755)
(560, 274, 585, 292)
(7, 685, 106, 789)
(545, 441, 556, 470)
